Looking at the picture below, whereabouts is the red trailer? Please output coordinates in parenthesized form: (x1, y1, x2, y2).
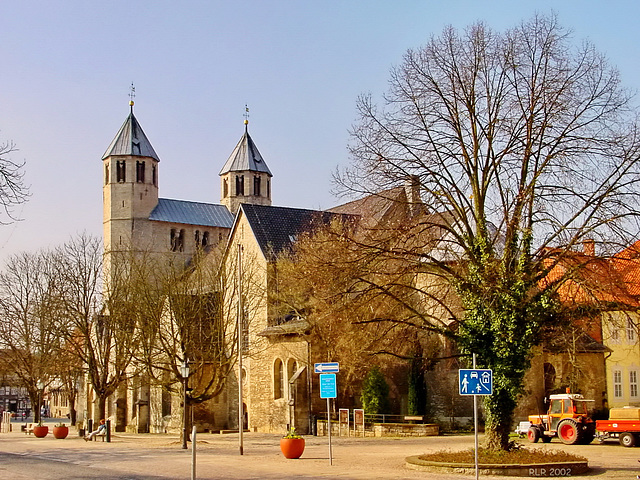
(596, 407, 640, 447)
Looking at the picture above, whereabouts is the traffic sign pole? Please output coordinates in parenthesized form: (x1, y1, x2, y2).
(473, 354, 479, 480)
(317, 370, 338, 465)
(327, 397, 332, 465)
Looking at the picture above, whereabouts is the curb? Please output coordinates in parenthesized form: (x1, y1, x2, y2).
(405, 456, 589, 477)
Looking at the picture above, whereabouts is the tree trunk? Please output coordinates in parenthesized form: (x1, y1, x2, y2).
(29, 391, 40, 423)
(97, 395, 107, 422)
(69, 398, 77, 426)
(484, 388, 516, 451)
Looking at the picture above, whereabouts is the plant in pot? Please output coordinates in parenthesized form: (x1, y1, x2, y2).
(280, 427, 305, 459)
(33, 420, 48, 438)
(53, 422, 69, 439)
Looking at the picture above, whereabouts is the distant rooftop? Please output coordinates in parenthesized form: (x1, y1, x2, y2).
(149, 198, 234, 228)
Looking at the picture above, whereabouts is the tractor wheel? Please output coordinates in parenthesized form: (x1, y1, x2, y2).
(579, 425, 595, 445)
(541, 435, 552, 443)
(619, 432, 637, 448)
(527, 426, 540, 443)
(557, 419, 580, 445)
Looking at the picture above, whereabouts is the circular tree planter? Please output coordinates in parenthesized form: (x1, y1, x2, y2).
(53, 425, 69, 439)
(280, 438, 305, 459)
(33, 425, 49, 438)
(406, 456, 589, 477)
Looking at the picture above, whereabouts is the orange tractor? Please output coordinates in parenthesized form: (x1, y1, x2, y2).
(526, 391, 596, 445)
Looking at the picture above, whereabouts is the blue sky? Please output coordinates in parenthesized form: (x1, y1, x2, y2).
(0, 1, 639, 260)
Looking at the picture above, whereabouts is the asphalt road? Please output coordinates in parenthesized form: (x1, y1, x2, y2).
(1, 421, 640, 479)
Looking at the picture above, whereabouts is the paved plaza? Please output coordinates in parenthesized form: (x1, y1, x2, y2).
(1, 421, 639, 479)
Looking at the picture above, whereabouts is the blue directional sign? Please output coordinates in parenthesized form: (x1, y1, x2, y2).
(459, 369, 493, 396)
(314, 362, 340, 373)
(320, 373, 337, 399)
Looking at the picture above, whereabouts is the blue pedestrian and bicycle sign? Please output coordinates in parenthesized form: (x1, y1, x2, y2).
(459, 369, 493, 395)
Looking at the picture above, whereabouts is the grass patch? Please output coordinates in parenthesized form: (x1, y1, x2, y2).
(418, 447, 586, 465)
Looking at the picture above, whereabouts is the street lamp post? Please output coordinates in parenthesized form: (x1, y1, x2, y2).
(36, 380, 44, 424)
(181, 359, 190, 450)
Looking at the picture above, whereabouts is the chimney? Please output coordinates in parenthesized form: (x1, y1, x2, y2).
(583, 238, 595, 256)
(404, 175, 421, 217)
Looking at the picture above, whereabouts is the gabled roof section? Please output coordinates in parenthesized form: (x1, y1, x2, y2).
(219, 129, 272, 176)
(149, 198, 234, 228)
(328, 186, 406, 224)
(102, 110, 160, 161)
(240, 204, 345, 260)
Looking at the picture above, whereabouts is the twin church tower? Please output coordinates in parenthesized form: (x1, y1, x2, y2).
(102, 101, 273, 262)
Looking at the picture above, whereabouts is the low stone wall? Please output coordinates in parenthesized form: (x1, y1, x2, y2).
(373, 422, 439, 437)
(316, 420, 439, 437)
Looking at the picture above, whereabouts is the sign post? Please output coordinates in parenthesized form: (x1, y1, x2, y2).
(320, 373, 337, 465)
(316, 363, 339, 466)
(459, 355, 493, 480)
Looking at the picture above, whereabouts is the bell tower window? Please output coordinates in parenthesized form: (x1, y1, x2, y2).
(223, 178, 228, 198)
(116, 160, 126, 182)
(152, 165, 157, 186)
(136, 161, 146, 183)
(105, 164, 109, 185)
(235, 175, 244, 196)
(254, 176, 261, 196)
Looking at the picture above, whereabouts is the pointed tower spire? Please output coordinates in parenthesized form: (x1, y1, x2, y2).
(102, 92, 160, 161)
(219, 107, 273, 213)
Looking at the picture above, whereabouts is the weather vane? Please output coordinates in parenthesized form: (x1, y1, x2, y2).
(244, 105, 250, 128)
(129, 83, 136, 109)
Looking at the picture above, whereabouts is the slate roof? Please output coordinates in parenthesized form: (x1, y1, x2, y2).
(240, 203, 347, 260)
(102, 110, 160, 161)
(219, 129, 272, 176)
(149, 198, 234, 228)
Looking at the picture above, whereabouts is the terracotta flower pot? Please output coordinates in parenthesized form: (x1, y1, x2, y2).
(53, 426, 69, 439)
(33, 425, 49, 438)
(280, 437, 305, 459)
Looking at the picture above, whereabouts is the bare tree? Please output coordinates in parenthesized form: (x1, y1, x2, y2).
(53, 234, 139, 422)
(0, 250, 62, 422)
(0, 139, 28, 223)
(337, 14, 640, 449)
(130, 244, 264, 441)
(272, 219, 420, 405)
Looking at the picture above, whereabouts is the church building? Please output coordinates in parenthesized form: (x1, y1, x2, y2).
(97, 102, 337, 434)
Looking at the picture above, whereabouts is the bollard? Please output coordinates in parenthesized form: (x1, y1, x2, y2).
(191, 425, 197, 480)
(106, 419, 111, 442)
